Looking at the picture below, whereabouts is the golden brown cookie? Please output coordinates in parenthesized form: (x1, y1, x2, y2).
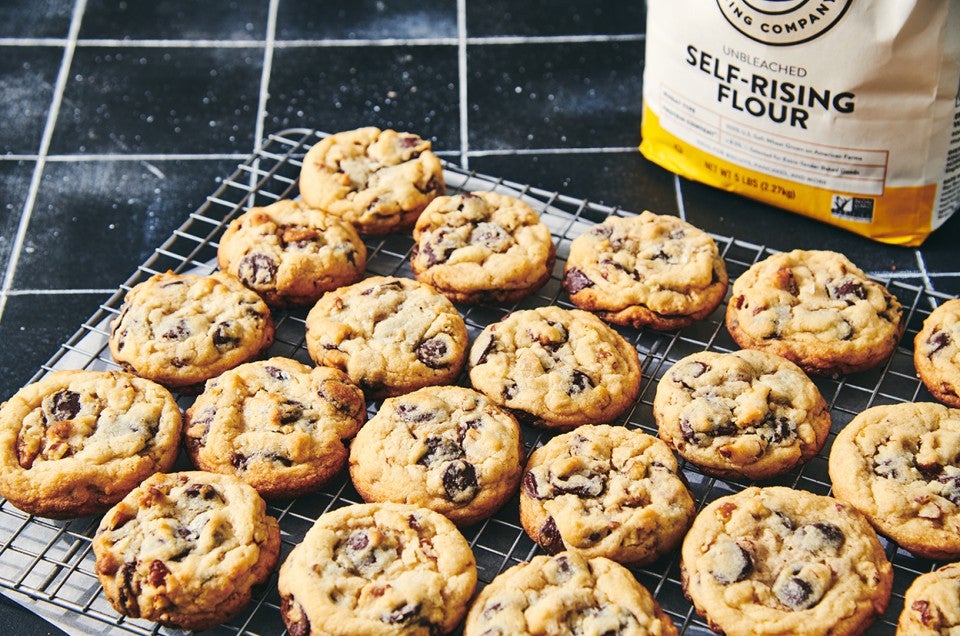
(915, 298, 960, 408)
(217, 198, 366, 307)
(463, 551, 679, 636)
(349, 386, 523, 526)
(468, 306, 641, 429)
(653, 349, 830, 480)
(897, 562, 960, 635)
(277, 502, 477, 635)
(519, 424, 694, 566)
(563, 211, 728, 329)
(828, 402, 960, 560)
(93, 471, 280, 631)
(0, 369, 182, 518)
(305, 276, 468, 399)
(109, 270, 275, 389)
(410, 191, 556, 304)
(184, 357, 365, 499)
(725, 250, 903, 375)
(681, 486, 892, 636)
(298, 127, 445, 235)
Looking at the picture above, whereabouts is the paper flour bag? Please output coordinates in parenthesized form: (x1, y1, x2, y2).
(640, 0, 960, 246)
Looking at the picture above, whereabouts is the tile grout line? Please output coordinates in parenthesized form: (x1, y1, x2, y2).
(0, 33, 644, 49)
(0, 0, 87, 324)
(253, 0, 280, 154)
(456, 0, 469, 169)
(673, 173, 687, 221)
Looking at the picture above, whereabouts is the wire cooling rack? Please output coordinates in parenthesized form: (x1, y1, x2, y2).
(0, 127, 955, 635)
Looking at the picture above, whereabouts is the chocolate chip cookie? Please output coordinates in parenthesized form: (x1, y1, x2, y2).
(184, 357, 365, 499)
(93, 471, 281, 631)
(109, 270, 275, 389)
(217, 198, 366, 307)
(725, 250, 903, 376)
(298, 127, 445, 235)
(349, 386, 523, 526)
(563, 211, 728, 330)
(463, 551, 679, 636)
(654, 349, 830, 480)
(468, 306, 641, 429)
(897, 562, 960, 635)
(410, 191, 556, 304)
(915, 298, 960, 408)
(681, 486, 892, 636)
(0, 369, 182, 519)
(277, 502, 477, 635)
(519, 424, 694, 566)
(305, 276, 468, 399)
(829, 402, 960, 560)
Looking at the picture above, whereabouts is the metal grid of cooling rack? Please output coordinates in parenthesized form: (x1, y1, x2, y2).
(0, 127, 955, 635)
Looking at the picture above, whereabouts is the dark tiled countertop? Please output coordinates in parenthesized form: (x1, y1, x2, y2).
(0, 1, 957, 635)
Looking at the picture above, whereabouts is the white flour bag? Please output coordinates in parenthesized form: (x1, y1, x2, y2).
(640, 0, 960, 246)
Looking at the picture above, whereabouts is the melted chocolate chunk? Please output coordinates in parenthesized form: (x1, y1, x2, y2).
(417, 176, 442, 195)
(589, 225, 612, 239)
(50, 390, 81, 421)
(148, 560, 170, 588)
(938, 474, 960, 505)
(184, 483, 222, 502)
(416, 338, 449, 369)
(469, 222, 512, 252)
(774, 267, 799, 296)
(396, 403, 435, 423)
(776, 575, 815, 610)
(212, 323, 240, 350)
(162, 319, 189, 340)
(795, 522, 845, 552)
(539, 516, 564, 554)
(523, 471, 543, 499)
(474, 334, 499, 365)
(442, 460, 478, 503)
(710, 542, 753, 584)
(830, 279, 867, 301)
(417, 436, 463, 467)
(282, 597, 311, 636)
(384, 602, 421, 625)
(673, 361, 709, 390)
(927, 329, 951, 355)
(265, 365, 289, 381)
(421, 242, 451, 267)
(238, 253, 278, 287)
(568, 370, 593, 395)
(279, 400, 304, 424)
(564, 268, 595, 294)
(502, 381, 519, 401)
(553, 471, 604, 498)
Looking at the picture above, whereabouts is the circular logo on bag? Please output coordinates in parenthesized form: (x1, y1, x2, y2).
(717, 0, 853, 46)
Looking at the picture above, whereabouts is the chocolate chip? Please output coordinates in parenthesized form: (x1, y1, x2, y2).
(795, 522, 845, 552)
(230, 452, 247, 469)
(148, 560, 169, 588)
(118, 562, 137, 612)
(171, 357, 189, 368)
(400, 135, 422, 148)
(416, 338, 449, 369)
(265, 365, 289, 381)
(162, 319, 189, 340)
(830, 279, 867, 301)
(564, 268, 595, 294)
(539, 516, 564, 554)
(238, 253, 278, 288)
(938, 474, 960, 505)
(421, 242, 452, 267)
(481, 602, 503, 620)
(523, 471, 545, 499)
(776, 575, 815, 610)
(282, 597, 311, 636)
(417, 176, 442, 195)
(213, 322, 240, 350)
(279, 400, 304, 424)
(765, 416, 796, 444)
(589, 225, 612, 239)
(474, 334, 499, 365)
(928, 329, 951, 354)
(709, 542, 753, 584)
(383, 602, 421, 625)
(346, 530, 369, 552)
(912, 600, 934, 626)
(502, 381, 518, 401)
(418, 436, 463, 467)
(443, 460, 478, 503)
(673, 361, 709, 390)
(49, 390, 81, 421)
(774, 267, 799, 296)
(553, 471, 604, 498)
(568, 370, 593, 395)
(469, 222, 512, 252)
(184, 483, 222, 502)
(396, 403, 435, 423)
